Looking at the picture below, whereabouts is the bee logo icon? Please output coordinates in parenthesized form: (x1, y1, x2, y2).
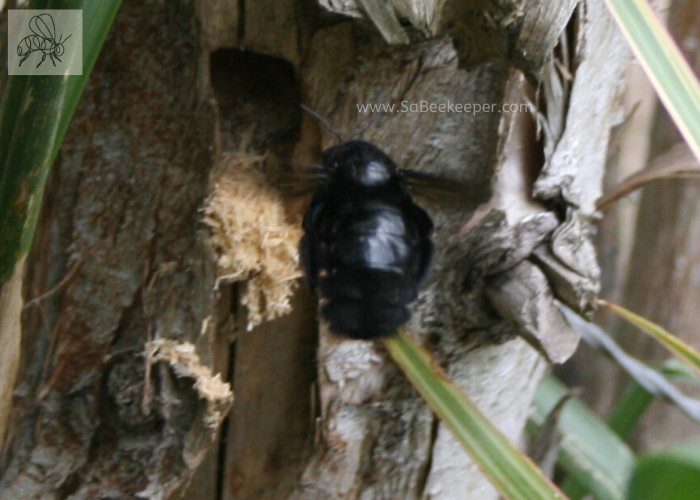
(17, 13, 72, 68)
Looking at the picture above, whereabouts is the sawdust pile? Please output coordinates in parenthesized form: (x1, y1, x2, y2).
(146, 339, 233, 430)
(202, 151, 303, 329)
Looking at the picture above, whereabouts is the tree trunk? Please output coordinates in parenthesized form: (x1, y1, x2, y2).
(0, 1, 629, 499)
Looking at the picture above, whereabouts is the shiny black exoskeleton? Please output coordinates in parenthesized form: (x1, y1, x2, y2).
(301, 140, 434, 339)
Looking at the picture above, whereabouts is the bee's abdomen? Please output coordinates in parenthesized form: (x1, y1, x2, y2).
(318, 267, 416, 339)
(306, 198, 431, 339)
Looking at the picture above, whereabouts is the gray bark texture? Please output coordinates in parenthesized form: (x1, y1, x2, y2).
(0, 0, 629, 499)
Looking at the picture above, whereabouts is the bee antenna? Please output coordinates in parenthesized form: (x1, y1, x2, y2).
(300, 104, 344, 144)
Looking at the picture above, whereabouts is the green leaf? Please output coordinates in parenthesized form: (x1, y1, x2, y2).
(628, 443, 700, 500)
(0, 0, 122, 283)
(607, 360, 700, 440)
(600, 300, 700, 378)
(606, 383, 654, 440)
(603, 0, 700, 165)
(384, 330, 569, 500)
(529, 376, 636, 500)
(558, 302, 700, 422)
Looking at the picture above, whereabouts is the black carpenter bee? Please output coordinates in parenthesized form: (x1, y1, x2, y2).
(297, 109, 463, 340)
(17, 14, 72, 68)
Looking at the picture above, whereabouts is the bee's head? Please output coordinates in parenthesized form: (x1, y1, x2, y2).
(322, 140, 402, 188)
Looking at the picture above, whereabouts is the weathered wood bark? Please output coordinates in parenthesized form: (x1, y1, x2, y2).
(0, 0, 629, 499)
(0, 2, 232, 498)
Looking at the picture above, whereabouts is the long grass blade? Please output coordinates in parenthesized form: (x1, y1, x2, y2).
(603, 0, 700, 165)
(597, 142, 700, 210)
(558, 302, 700, 422)
(599, 299, 700, 379)
(384, 330, 569, 500)
(0, 0, 123, 281)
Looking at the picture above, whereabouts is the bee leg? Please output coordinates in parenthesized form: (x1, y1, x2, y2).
(50, 54, 57, 66)
(19, 54, 29, 67)
(37, 54, 46, 68)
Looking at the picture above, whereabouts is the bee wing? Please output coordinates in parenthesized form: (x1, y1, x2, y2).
(275, 166, 327, 197)
(402, 169, 471, 203)
(28, 16, 41, 36)
(30, 14, 56, 40)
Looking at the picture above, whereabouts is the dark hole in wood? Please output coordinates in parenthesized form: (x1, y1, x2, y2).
(209, 49, 301, 154)
(207, 48, 318, 500)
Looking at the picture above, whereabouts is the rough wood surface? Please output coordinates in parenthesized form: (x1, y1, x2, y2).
(0, 2, 229, 498)
(533, 2, 628, 214)
(0, 0, 630, 499)
(247, 1, 623, 499)
(319, 0, 579, 76)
